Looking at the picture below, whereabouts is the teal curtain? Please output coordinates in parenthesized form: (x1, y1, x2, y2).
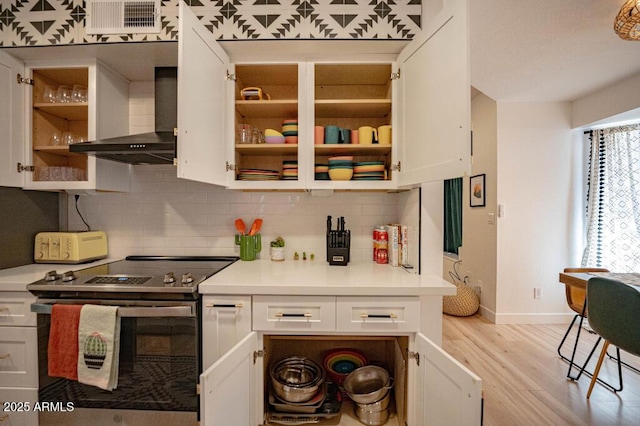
(444, 177, 463, 254)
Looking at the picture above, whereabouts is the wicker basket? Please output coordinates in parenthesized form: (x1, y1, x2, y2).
(443, 283, 480, 317)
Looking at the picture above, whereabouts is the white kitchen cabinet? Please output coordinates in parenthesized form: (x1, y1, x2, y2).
(202, 295, 252, 369)
(177, 0, 470, 190)
(0, 388, 39, 426)
(0, 291, 38, 426)
(0, 52, 130, 192)
(200, 295, 482, 425)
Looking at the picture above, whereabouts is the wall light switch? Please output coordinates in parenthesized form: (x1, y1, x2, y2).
(498, 204, 505, 218)
(488, 213, 495, 225)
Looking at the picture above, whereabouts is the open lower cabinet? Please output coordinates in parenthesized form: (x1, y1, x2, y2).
(200, 332, 482, 425)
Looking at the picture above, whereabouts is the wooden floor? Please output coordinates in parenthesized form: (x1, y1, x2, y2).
(442, 314, 640, 426)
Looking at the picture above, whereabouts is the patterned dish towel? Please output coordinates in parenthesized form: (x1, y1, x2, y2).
(77, 305, 120, 391)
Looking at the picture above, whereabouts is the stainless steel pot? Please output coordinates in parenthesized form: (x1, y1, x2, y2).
(354, 406, 389, 425)
(356, 388, 390, 412)
(270, 356, 325, 403)
(343, 365, 393, 404)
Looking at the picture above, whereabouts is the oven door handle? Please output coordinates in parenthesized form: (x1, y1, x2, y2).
(30, 303, 195, 318)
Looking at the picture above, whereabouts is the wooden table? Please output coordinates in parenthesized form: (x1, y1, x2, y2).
(560, 271, 640, 290)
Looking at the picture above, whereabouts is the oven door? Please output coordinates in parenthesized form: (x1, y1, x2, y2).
(32, 299, 200, 412)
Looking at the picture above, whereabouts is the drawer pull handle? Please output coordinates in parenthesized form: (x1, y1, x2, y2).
(0, 353, 10, 360)
(276, 312, 312, 318)
(0, 307, 8, 312)
(206, 303, 243, 308)
(361, 313, 398, 319)
(0, 413, 9, 422)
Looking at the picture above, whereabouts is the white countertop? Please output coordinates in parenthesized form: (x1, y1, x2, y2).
(199, 259, 456, 296)
(0, 258, 117, 291)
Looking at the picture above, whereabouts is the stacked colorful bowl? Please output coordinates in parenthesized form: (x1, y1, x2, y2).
(282, 119, 298, 144)
(282, 160, 298, 180)
(323, 348, 368, 386)
(328, 156, 353, 181)
(353, 161, 385, 180)
(315, 164, 329, 180)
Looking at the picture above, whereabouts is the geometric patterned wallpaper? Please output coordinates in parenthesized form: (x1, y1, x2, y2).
(0, 0, 422, 47)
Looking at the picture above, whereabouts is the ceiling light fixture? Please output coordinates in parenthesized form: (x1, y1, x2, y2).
(614, 0, 640, 40)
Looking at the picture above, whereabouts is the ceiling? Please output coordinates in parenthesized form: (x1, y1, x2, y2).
(470, 0, 640, 102)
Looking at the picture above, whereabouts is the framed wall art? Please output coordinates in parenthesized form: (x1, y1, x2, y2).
(470, 174, 486, 207)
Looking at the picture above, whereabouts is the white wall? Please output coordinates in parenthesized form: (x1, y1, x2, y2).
(495, 102, 577, 324)
(463, 93, 498, 319)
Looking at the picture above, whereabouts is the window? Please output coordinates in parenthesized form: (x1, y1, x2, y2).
(582, 124, 640, 271)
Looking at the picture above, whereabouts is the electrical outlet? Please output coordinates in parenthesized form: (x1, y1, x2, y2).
(475, 280, 482, 294)
(534, 287, 542, 299)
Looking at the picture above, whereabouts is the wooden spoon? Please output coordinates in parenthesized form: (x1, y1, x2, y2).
(235, 218, 246, 235)
(248, 218, 263, 236)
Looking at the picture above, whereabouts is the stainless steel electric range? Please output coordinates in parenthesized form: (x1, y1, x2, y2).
(27, 255, 238, 414)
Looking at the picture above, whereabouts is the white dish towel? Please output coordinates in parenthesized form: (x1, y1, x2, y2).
(77, 305, 120, 391)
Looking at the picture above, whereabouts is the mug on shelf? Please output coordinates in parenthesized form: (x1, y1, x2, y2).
(351, 129, 359, 144)
(314, 126, 325, 145)
(359, 126, 378, 145)
(378, 125, 392, 145)
(339, 128, 351, 144)
(325, 125, 340, 144)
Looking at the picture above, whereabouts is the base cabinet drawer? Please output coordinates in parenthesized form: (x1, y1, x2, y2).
(0, 293, 37, 327)
(0, 327, 38, 388)
(336, 296, 421, 333)
(0, 387, 39, 426)
(253, 296, 336, 332)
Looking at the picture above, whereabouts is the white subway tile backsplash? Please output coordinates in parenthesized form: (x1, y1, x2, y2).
(69, 170, 409, 260)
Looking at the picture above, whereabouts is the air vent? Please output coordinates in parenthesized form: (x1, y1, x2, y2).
(86, 0, 161, 35)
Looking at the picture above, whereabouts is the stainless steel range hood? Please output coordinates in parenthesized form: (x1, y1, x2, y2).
(70, 67, 177, 165)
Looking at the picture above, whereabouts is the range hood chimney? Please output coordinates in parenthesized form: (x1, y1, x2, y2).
(70, 67, 177, 165)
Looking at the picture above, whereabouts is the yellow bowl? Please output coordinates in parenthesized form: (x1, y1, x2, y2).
(265, 128, 283, 137)
(328, 168, 353, 181)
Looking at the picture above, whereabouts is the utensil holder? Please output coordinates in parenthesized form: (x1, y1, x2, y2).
(235, 233, 261, 261)
(326, 230, 350, 266)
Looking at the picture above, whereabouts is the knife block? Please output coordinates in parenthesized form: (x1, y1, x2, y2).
(326, 230, 350, 266)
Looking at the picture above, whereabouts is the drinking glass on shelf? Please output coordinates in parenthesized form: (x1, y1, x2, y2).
(56, 85, 72, 103)
(72, 85, 87, 103)
(49, 166, 62, 181)
(42, 85, 56, 103)
(62, 131, 76, 146)
(238, 124, 253, 144)
(50, 131, 62, 146)
(38, 167, 50, 181)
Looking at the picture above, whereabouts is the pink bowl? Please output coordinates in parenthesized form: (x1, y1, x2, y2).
(265, 135, 285, 144)
(285, 136, 298, 144)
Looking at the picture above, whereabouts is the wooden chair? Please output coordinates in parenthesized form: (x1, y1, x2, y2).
(558, 268, 609, 371)
(586, 276, 640, 398)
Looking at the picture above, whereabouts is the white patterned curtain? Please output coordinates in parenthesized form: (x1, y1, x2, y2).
(582, 124, 640, 272)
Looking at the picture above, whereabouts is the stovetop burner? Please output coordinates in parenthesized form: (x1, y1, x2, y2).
(27, 255, 239, 299)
